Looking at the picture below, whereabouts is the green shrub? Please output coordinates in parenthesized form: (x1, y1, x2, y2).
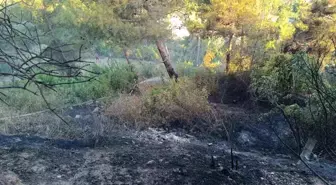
(59, 63, 137, 102)
(254, 52, 336, 155)
(176, 61, 199, 77)
(251, 54, 295, 103)
(103, 63, 138, 91)
(132, 45, 158, 61)
(0, 63, 138, 113)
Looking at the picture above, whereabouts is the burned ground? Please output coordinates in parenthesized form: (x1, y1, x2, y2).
(0, 103, 336, 185)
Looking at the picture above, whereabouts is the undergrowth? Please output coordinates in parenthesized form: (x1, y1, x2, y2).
(0, 63, 138, 116)
(106, 77, 214, 128)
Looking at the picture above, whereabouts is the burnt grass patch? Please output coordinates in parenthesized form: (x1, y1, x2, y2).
(0, 98, 335, 184)
(1, 127, 335, 185)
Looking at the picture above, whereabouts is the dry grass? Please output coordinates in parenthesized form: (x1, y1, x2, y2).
(0, 72, 248, 139)
(105, 77, 214, 127)
(105, 95, 144, 123)
(0, 105, 128, 141)
(0, 113, 84, 139)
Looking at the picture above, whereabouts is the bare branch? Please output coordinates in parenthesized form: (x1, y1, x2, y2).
(0, 2, 97, 123)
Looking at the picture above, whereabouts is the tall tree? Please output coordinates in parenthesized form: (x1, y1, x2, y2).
(185, 0, 309, 72)
(79, 0, 182, 80)
(186, 0, 264, 72)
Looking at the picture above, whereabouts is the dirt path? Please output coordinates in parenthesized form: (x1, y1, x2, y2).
(0, 128, 335, 185)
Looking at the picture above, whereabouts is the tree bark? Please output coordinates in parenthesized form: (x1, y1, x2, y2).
(123, 48, 134, 72)
(240, 27, 245, 56)
(123, 48, 131, 65)
(156, 39, 178, 81)
(226, 34, 234, 73)
(196, 35, 201, 66)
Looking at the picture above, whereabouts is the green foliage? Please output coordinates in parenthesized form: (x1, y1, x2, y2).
(283, 104, 302, 119)
(3, 0, 336, 154)
(60, 63, 137, 103)
(1, 64, 138, 113)
(176, 61, 199, 77)
(136, 62, 167, 79)
(132, 45, 158, 61)
(251, 54, 294, 102)
(253, 50, 336, 154)
(251, 52, 313, 104)
(102, 64, 138, 92)
(2, 89, 59, 114)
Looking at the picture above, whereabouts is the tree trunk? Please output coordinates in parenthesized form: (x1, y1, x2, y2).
(196, 35, 201, 66)
(156, 39, 178, 81)
(226, 34, 234, 73)
(123, 48, 131, 65)
(240, 27, 245, 56)
(123, 48, 134, 72)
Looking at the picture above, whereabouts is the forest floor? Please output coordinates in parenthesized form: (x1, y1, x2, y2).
(0, 103, 336, 185)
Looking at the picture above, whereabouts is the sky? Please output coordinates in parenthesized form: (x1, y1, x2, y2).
(170, 16, 190, 39)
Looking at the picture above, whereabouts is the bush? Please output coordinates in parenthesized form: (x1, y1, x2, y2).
(60, 63, 137, 102)
(144, 77, 211, 122)
(106, 77, 212, 127)
(176, 61, 199, 77)
(253, 52, 336, 157)
(101, 64, 138, 92)
(228, 54, 252, 74)
(251, 54, 295, 103)
(193, 69, 220, 93)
